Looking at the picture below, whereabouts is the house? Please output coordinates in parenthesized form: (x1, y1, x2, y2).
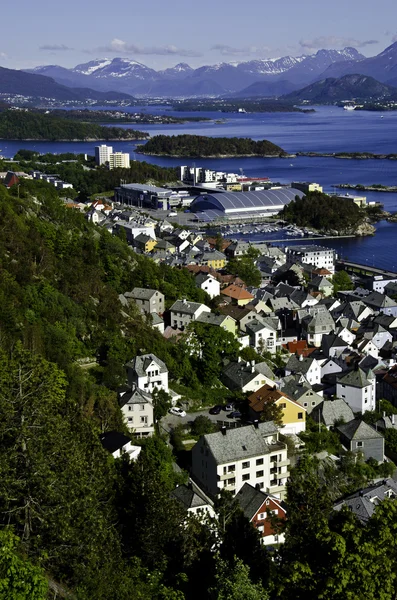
(308, 275, 334, 297)
(301, 309, 335, 347)
(196, 250, 227, 269)
(196, 312, 237, 336)
(151, 313, 165, 334)
(221, 285, 254, 306)
(118, 386, 155, 437)
(247, 385, 306, 434)
(134, 233, 158, 253)
(152, 239, 176, 254)
(333, 478, 397, 524)
(364, 291, 397, 317)
(235, 483, 286, 545)
(246, 319, 277, 354)
(221, 360, 274, 393)
(126, 353, 169, 393)
(311, 398, 354, 430)
(378, 365, 397, 407)
(336, 419, 384, 462)
(195, 273, 220, 299)
(170, 299, 211, 329)
(285, 245, 335, 274)
(171, 481, 215, 519)
(99, 431, 141, 460)
(280, 375, 323, 414)
(336, 367, 376, 413)
(321, 333, 349, 358)
(285, 355, 321, 386)
(125, 288, 165, 315)
(191, 421, 290, 499)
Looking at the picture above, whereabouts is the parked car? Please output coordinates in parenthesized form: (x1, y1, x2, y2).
(222, 403, 234, 412)
(209, 405, 223, 415)
(168, 211, 178, 217)
(169, 407, 186, 417)
(227, 411, 242, 419)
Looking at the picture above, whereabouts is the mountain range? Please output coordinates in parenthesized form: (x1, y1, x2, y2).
(27, 48, 365, 97)
(283, 74, 397, 103)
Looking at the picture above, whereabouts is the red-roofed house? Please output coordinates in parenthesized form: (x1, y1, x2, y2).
(247, 384, 306, 434)
(236, 483, 286, 546)
(221, 284, 254, 306)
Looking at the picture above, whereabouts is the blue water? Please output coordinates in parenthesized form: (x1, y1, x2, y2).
(1, 105, 397, 269)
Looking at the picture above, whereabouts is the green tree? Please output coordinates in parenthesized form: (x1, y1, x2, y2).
(332, 270, 353, 294)
(152, 388, 173, 422)
(210, 556, 269, 600)
(191, 415, 216, 436)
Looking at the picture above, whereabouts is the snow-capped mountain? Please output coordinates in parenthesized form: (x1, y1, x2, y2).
(26, 46, 367, 97)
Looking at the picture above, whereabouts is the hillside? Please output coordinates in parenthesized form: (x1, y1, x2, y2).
(234, 79, 298, 97)
(0, 109, 148, 140)
(0, 65, 135, 102)
(283, 74, 397, 103)
(136, 134, 285, 157)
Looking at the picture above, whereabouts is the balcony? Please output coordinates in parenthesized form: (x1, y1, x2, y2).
(278, 459, 290, 468)
(267, 482, 287, 494)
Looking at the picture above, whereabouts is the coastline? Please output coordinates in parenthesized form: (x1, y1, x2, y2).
(0, 137, 149, 142)
(136, 151, 293, 158)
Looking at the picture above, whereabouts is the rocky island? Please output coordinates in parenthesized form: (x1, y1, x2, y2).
(136, 134, 287, 158)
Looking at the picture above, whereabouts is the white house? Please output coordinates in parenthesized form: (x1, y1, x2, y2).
(170, 299, 211, 329)
(285, 355, 322, 386)
(118, 386, 155, 437)
(336, 368, 376, 414)
(191, 421, 290, 499)
(195, 273, 220, 299)
(99, 431, 142, 460)
(246, 319, 277, 354)
(126, 353, 169, 393)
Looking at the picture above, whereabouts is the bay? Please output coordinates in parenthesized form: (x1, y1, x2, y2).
(1, 105, 397, 270)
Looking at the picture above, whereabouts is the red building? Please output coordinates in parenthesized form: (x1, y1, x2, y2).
(236, 483, 287, 545)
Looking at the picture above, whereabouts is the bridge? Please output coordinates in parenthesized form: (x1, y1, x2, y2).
(336, 259, 397, 279)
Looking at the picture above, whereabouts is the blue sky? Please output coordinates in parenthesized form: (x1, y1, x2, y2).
(3, 0, 397, 70)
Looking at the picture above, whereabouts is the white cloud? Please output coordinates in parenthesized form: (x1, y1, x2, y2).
(299, 36, 378, 51)
(211, 44, 272, 57)
(96, 38, 201, 57)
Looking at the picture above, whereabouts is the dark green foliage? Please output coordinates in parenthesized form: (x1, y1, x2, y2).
(0, 109, 147, 140)
(281, 191, 364, 232)
(137, 134, 285, 157)
(191, 415, 216, 436)
(299, 417, 343, 454)
(225, 254, 262, 287)
(332, 270, 353, 293)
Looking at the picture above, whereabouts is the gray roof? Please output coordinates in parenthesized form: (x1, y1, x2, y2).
(120, 183, 172, 195)
(255, 361, 275, 381)
(170, 299, 209, 315)
(171, 484, 210, 510)
(314, 399, 354, 428)
(202, 421, 280, 465)
(126, 353, 168, 377)
(286, 354, 316, 376)
(222, 361, 261, 388)
(128, 287, 162, 301)
(337, 367, 372, 389)
(119, 386, 152, 408)
(236, 483, 281, 521)
(333, 478, 397, 523)
(337, 419, 383, 441)
(191, 188, 303, 213)
(196, 312, 232, 327)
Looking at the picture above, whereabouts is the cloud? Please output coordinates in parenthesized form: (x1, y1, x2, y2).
(299, 36, 378, 51)
(0, 52, 8, 60)
(95, 38, 201, 57)
(211, 44, 271, 57)
(39, 44, 74, 51)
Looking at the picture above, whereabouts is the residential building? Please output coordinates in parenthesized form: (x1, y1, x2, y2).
(195, 273, 220, 299)
(311, 398, 354, 430)
(336, 419, 384, 462)
(118, 386, 155, 437)
(195, 312, 237, 336)
(333, 478, 397, 524)
(191, 421, 289, 499)
(95, 144, 113, 165)
(292, 182, 323, 194)
(235, 483, 287, 545)
(125, 288, 165, 315)
(247, 385, 306, 434)
(109, 152, 130, 170)
(222, 285, 254, 306)
(246, 319, 277, 354)
(126, 353, 169, 393)
(336, 367, 376, 413)
(301, 309, 335, 347)
(196, 250, 227, 270)
(280, 375, 324, 414)
(285, 355, 322, 386)
(133, 233, 158, 253)
(171, 482, 215, 519)
(286, 245, 335, 274)
(221, 360, 274, 393)
(170, 299, 211, 329)
(99, 431, 141, 460)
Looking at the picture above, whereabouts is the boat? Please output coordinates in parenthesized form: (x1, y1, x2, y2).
(344, 105, 356, 111)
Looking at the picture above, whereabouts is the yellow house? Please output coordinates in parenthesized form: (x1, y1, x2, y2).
(199, 250, 227, 270)
(221, 284, 254, 307)
(248, 385, 306, 435)
(134, 234, 158, 253)
(196, 312, 237, 336)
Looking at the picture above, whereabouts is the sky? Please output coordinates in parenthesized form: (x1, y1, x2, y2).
(2, 0, 397, 70)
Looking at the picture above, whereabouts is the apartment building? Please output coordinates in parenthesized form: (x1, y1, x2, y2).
(286, 245, 335, 274)
(109, 152, 130, 170)
(95, 144, 113, 165)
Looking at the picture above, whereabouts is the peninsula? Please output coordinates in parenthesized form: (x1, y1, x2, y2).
(0, 109, 148, 141)
(136, 134, 287, 158)
(297, 151, 397, 160)
(46, 109, 210, 125)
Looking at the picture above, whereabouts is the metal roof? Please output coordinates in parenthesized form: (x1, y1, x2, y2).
(191, 188, 303, 215)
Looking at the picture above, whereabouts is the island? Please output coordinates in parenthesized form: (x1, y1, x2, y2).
(172, 98, 315, 113)
(45, 109, 210, 125)
(337, 183, 397, 193)
(0, 109, 148, 141)
(297, 151, 397, 160)
(280, 191, 375, 236)
(136, 134, 287, 158)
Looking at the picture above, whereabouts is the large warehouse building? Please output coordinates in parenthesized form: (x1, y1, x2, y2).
(190, 188, 304, 222)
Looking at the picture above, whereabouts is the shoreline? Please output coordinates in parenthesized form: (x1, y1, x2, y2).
(136, 151, 293, 158)
(0, 137, 149, 142)
(337, 184, 397, 193)
(297, 151, 397, 160)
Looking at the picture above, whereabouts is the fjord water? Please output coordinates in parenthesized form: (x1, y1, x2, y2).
(2, 105, 397, 269)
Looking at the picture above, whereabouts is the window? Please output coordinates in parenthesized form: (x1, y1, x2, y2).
(279, 403, 287, 409)
(256, 458, 264, 466)
(128, 406, 132, 411)
(242, 474, 250, 481)
(258, 512, 266, 520)
(256, 470, 264, 478)
(242, 461, 250, 469)
(257, 525, 264, 532)
(303, 402, 308, 407)
(357, 441, 363, 448)
(128, 417, 133, 423)
(140, 404, 145, 411)
(298, 412, 303, 420)
(312, 401, 316, 406)
(140, 416, 148, 424)
(228, 465, 235, 473)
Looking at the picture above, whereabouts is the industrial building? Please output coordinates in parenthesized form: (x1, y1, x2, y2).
(114, 183, 193, 210)
(189, 188, 303, 222)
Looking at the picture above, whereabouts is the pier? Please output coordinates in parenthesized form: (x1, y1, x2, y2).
(336, 260, 397, 278)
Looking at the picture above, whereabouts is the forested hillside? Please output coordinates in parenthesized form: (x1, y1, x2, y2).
(137, 134, 286, 157)
(0, 109, 148, 140)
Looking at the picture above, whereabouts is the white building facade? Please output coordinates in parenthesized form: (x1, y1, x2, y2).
(95, 144, 113, 165)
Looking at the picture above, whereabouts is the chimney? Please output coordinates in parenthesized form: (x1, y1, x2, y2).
(383, 411, 386, 418)
(251, 360, 256, 368)
(253, 420, 259, 429)
(299, 354, 304, 362)
(221, 426, 227, 436)
(252, 365, 255, 373)
(237, 356, 241, 363)
(182, 298, 187, 304)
